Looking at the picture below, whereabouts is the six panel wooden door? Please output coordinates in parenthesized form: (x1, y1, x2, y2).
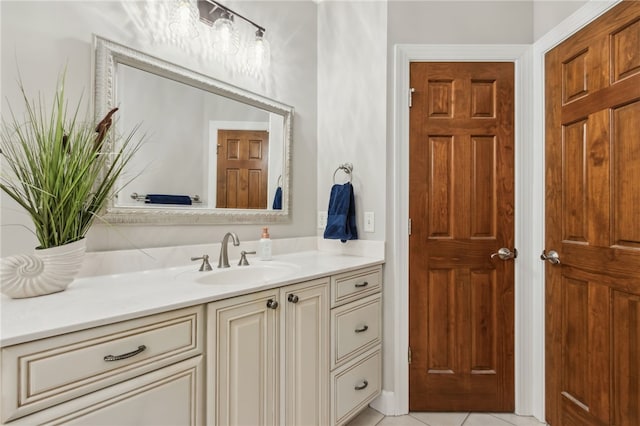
(409, 62, 515, 411)
(544, 2, 640, 425)
(216, 129, 269, 209)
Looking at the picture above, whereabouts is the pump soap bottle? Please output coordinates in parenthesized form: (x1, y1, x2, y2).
(259, 227, 272, 260)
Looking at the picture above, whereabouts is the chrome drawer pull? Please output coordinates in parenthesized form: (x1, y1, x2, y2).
(355, 325, 369, 333)
(104, 345, 147, 362)
(354, 380, 369, 391)
(354, 281, 369, 288)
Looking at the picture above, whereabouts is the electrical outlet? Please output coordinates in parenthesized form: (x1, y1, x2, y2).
(318, 211, 328, 229)
(364, 211, 375, 233)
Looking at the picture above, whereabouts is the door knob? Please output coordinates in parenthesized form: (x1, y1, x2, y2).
(287, 294, 299, 304)
(491, 247, 517, 260)
(540, 249, 560, 265)
(266, 299, 279, 309)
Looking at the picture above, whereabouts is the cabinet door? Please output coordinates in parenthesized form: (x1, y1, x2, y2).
(208, 289, 280, 426)
(281, 278, 330, 426)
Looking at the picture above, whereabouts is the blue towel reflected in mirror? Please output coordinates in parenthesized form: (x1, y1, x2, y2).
(323, 182, 358, 243)
(272, 186, 282, 210)
(145, 194, 192, 205)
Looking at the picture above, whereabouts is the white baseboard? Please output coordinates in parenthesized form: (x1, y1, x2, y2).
(369, 390, 401, 416)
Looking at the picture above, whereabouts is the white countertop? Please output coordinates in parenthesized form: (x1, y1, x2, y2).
(0, 250, 383, 347)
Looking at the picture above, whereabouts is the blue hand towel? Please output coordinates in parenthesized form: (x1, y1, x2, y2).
(272, 186, 282, 210)
(323, 182, 358, 243)
(145, 194, 192, 205)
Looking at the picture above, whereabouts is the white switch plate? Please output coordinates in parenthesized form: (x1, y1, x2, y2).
(364, 211, 375, 233)
(318, 211, 328, 229)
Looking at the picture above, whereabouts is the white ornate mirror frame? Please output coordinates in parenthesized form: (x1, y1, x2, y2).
(93, 36, 293, 225)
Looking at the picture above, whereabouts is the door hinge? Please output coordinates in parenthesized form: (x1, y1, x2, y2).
(408, 346, 412, 364)
(408, 218, 412, 236)
(409, 88, 415, 108)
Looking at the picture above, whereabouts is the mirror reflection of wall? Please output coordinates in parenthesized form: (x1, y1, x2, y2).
(115, 63, 282, 210)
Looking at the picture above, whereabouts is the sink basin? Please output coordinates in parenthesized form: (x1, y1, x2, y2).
(176, 261, 299, 286)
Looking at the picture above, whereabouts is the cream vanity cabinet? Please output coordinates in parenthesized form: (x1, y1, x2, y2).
(1, 264, 381, 426)
(207, 277, 330, 426)
(1, 306, 204, 425)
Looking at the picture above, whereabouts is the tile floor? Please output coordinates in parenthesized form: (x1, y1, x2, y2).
(346, 407, 547, 426)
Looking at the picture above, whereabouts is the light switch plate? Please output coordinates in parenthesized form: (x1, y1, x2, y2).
(364, 211, 375, 232)
(318, 211, 328, 229)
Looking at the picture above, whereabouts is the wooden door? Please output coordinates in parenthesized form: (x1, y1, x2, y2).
(207, 289, 280, 426)
(544, 2, 640, 425)
(409, 62, 515, 411)
(281, 279, 329, 426)
(216, 129, 269, 209)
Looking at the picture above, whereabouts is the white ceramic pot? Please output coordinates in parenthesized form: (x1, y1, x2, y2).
(0, 239, 86, 299)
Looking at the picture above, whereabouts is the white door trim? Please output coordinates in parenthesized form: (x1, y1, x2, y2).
(386, 0, 622, 421)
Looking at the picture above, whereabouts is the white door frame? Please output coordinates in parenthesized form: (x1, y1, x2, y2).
(387, 0, 621, 421)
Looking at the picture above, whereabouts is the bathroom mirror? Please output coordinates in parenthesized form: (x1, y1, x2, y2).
(94, 36, 293, 224)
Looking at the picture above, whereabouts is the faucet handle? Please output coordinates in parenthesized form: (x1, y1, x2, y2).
(191, 254, 213, 271)
(238, 251, 256, 266)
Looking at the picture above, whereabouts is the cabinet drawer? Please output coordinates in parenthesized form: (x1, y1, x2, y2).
(331, 266, 381, 308)
(331, 348, 381, 426)
(331, 294, 381, 368)
(9, 356, 203, 426)
(1, 305, 203, 422)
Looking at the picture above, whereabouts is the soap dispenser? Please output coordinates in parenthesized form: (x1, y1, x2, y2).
(259, 227, 272, 260)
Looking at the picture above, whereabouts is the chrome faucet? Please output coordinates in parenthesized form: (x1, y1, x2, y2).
(218, 232, 240, 268)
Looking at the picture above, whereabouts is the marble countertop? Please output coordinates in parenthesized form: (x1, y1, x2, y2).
(0, 250, 383, 347)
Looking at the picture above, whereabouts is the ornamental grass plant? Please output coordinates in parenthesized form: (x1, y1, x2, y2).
(0, 75, 141, 249)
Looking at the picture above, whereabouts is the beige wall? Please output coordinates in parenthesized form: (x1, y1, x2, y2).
(534, 0, 588, 40)
(317, 1, 388, 243)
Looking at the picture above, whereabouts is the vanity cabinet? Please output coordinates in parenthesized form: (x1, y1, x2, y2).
(207, 277, 330, 426)
(1, 262, 382, 426)
(1, 306, 204, 425)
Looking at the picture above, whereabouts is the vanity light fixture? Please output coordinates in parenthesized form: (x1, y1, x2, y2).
(198, 0, 270, 69)
(169, 0, 200, 39)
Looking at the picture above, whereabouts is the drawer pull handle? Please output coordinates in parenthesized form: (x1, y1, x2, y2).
(354, 380, 369, 391)
(355, 281, 369, 288)
(104, 345, 147, 362)
(355, 325, 369, 333)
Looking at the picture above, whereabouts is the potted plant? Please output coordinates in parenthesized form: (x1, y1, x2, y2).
(0, 74, 141, 298)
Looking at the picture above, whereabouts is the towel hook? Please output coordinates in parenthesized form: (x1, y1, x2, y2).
(277, 174, 282, 187)
(333, 163, 353, 184)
